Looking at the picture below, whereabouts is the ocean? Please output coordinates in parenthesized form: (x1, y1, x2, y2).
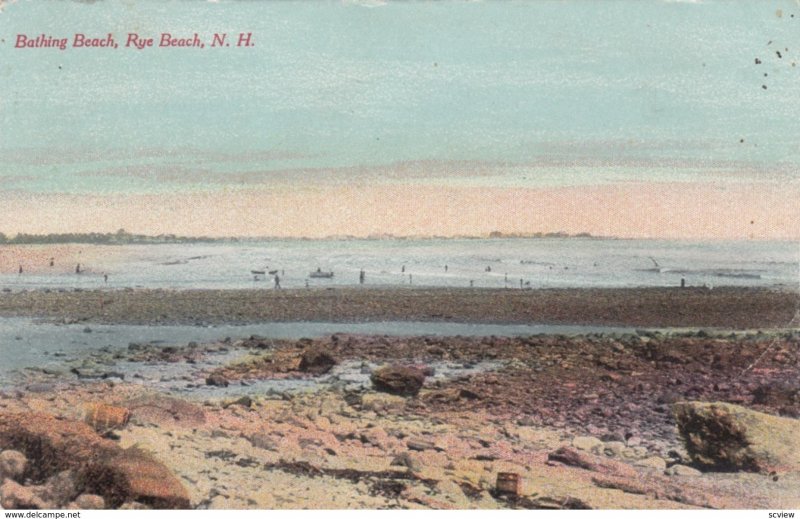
(0, 238, 797, 291)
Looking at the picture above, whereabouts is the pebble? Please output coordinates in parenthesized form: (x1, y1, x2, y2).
(119, 501, 149, 509)
(571, 436, 603, 452)
(618, 447, 637, 460)
(603, 441, 626, 457)
(665, 464, 702, 477)
(26, 383, 56, 393)
(248, 433, 278, 451)
(206, 374, 229, 387)
(631, 446, 648, 458)
(390, 452, 421, 471)
(74, 494, 105, 509)
(600, 432, 625, 443)
(407, 439, 439, 452)
(625, 436, 642, 447)
(634, 456, 667, 470)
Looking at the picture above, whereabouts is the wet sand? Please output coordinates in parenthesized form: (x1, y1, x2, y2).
(0, 286, 797, 328)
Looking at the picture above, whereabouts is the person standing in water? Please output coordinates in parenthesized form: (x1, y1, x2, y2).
(49, 258, 54, 267)
(104, 274, 108, 284)
(76, 263, 81, 274)
(18, 264, 22, 274)
(274, 274, 281, 289)
(359, 269, 365, 285)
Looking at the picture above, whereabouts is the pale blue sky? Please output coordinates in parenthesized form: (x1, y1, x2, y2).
(1, 0, 798, 196)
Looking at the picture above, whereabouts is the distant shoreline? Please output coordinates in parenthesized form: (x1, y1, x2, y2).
(0, 286, 795, 329)
(1, 233, 797, 246)
(0, 230, 612, 245)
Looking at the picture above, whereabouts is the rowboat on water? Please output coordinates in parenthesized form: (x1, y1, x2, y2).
(251, 270, 266, 275)
(309, 269, 334, 279)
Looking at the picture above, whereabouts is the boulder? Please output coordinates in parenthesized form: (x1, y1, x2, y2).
(0, 412, 118, 481)
(0, 412, 189, 509)
(298, 346, 337, 374)
(0, 480, 50, 509)
(371, 366, 426, 397)
(205, 374, 229, 387)
(361, 393, 407, 413)
(0, 450, 28, 481)
(673, 401, 800, 474)
(126, 394, 206, 427)
(84, 403, 131, 433)
(80, 447, 190, 509)
(547, 446, 637, 478)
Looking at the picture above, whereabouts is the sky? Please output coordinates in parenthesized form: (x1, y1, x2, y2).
(0, 0, 798, 239)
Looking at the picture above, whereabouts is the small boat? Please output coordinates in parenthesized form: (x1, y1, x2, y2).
(309, 270, 334, 279)
(251, 270, 266, 275)
(268, 270, 278, 275)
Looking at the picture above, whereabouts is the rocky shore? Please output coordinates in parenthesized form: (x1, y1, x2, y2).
(1, 329, 798, 509)
(0, 286, 796, 328)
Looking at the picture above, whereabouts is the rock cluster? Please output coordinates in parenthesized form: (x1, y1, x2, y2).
(0, 411, 190, 509)
(673, 401, 800, 474)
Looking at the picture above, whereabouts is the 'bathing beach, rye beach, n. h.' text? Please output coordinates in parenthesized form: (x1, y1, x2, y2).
(13, 32, 254, 50)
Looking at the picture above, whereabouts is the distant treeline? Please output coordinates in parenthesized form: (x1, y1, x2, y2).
(0, 229, 603, 245)
(0, 229, 230, 245)
(487, 231, 595, 239)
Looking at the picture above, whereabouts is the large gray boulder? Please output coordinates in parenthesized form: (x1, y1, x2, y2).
(673, 401, 800, 474)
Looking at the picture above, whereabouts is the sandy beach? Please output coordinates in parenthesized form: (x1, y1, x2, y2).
(0, 286, 797, 328)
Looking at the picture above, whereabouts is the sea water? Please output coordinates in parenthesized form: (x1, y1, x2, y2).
(0, 318, 635, 383)
(0, 238, 797, 290)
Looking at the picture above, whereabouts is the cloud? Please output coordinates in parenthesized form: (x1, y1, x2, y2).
(341, 0, 388, 8)
(2, 181, 798, 240)
(0, 147, 313, 167)
(0, 0, 19, 13)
